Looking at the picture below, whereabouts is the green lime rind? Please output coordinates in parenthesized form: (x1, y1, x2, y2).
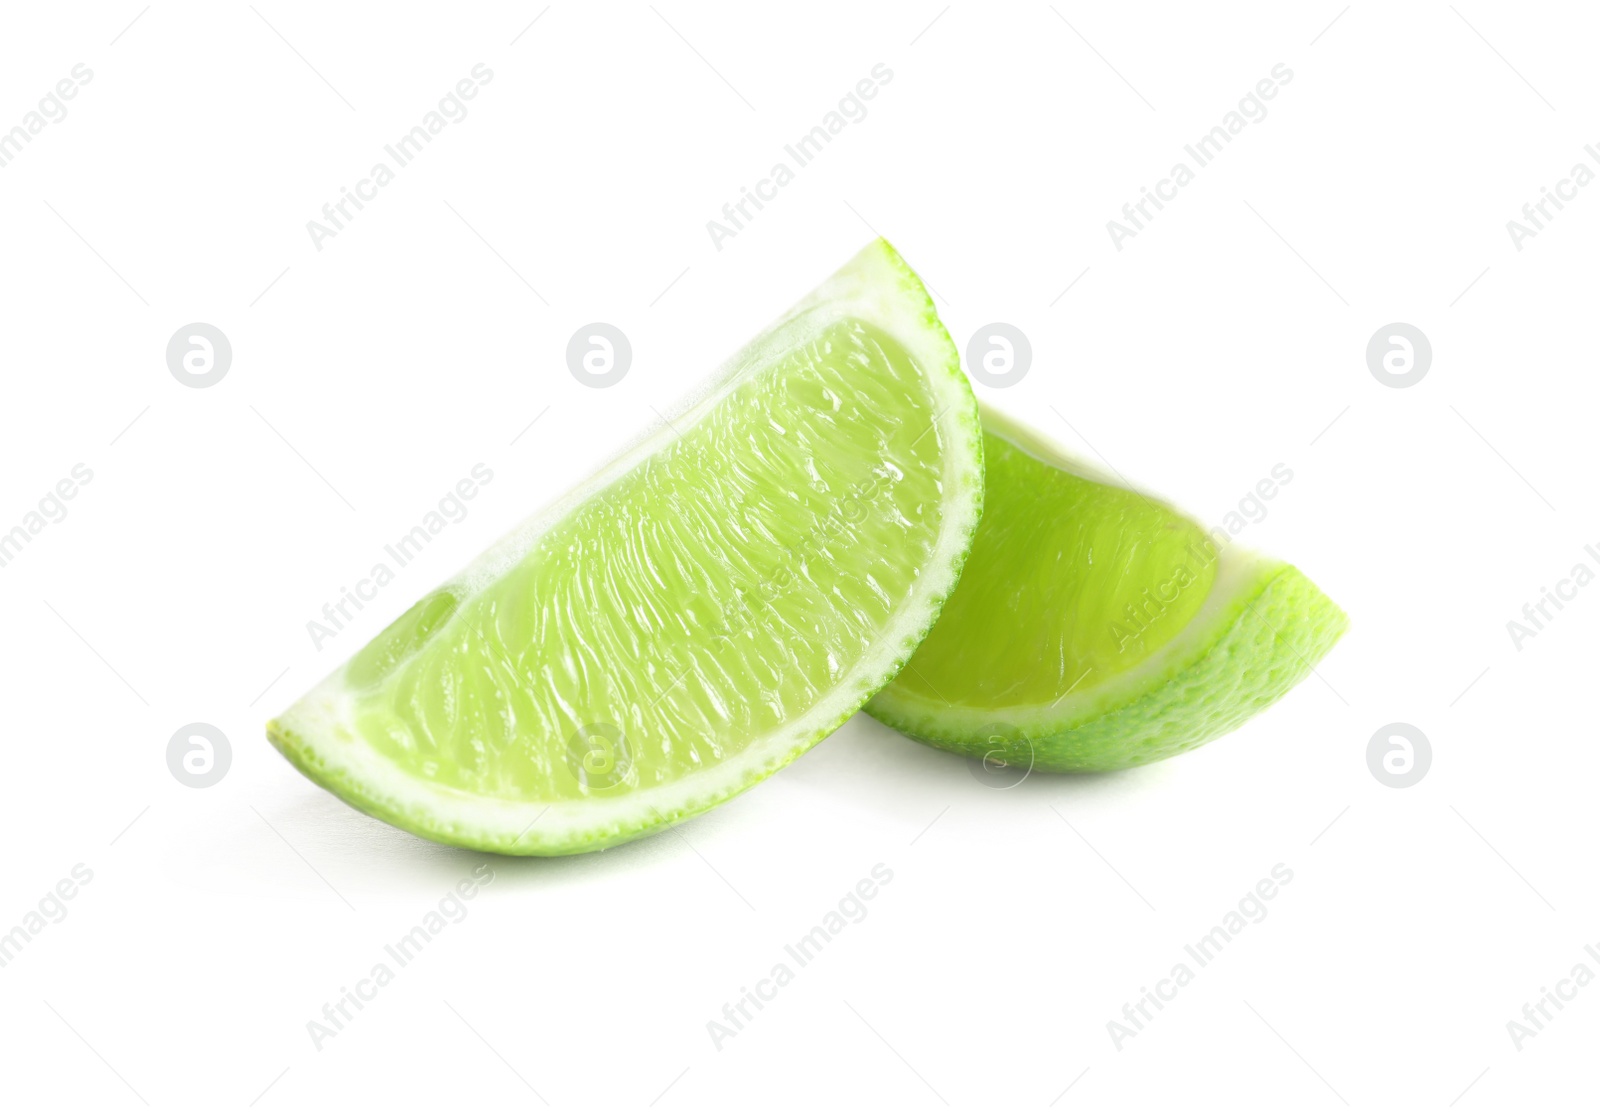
(267, 239, 984, 855)
(866, 560, 1347, 772)
(264, 675, 877, 854)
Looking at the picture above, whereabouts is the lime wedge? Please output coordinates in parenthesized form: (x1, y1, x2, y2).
(267, 241, 983, 853)
(866, 405, 1346, 772)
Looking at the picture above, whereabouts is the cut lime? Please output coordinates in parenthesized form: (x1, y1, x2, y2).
(268, 241, 983, 854)
(866, 405, 1346, 772)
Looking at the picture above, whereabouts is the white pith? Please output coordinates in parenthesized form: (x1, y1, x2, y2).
(270, 241, 983, 853)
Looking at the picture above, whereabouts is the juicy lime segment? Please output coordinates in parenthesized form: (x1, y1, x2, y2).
(354, 320, 951, 802)
(889, 430, 1218, 708)
(867, 406, 1346, 772)
(268, 241, 984, 853)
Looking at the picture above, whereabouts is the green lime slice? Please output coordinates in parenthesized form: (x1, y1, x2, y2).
(866, 405, 1347, 772)
(267, 241, 983, 854)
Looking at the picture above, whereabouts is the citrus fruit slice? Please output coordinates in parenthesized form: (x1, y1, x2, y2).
(866, 405, 1346, 772)
(267, 240, 983, 854)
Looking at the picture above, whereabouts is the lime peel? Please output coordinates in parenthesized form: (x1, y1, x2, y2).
(866, 404, 1347, 771)
(269, 240, 984, 853)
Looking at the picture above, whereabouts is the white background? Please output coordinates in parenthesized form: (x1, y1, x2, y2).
(0, 2, 1592, 1108)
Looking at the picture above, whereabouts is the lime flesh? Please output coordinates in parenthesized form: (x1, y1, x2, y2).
(866, 406, 1347, 772)
(268, 241, 984, 853)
